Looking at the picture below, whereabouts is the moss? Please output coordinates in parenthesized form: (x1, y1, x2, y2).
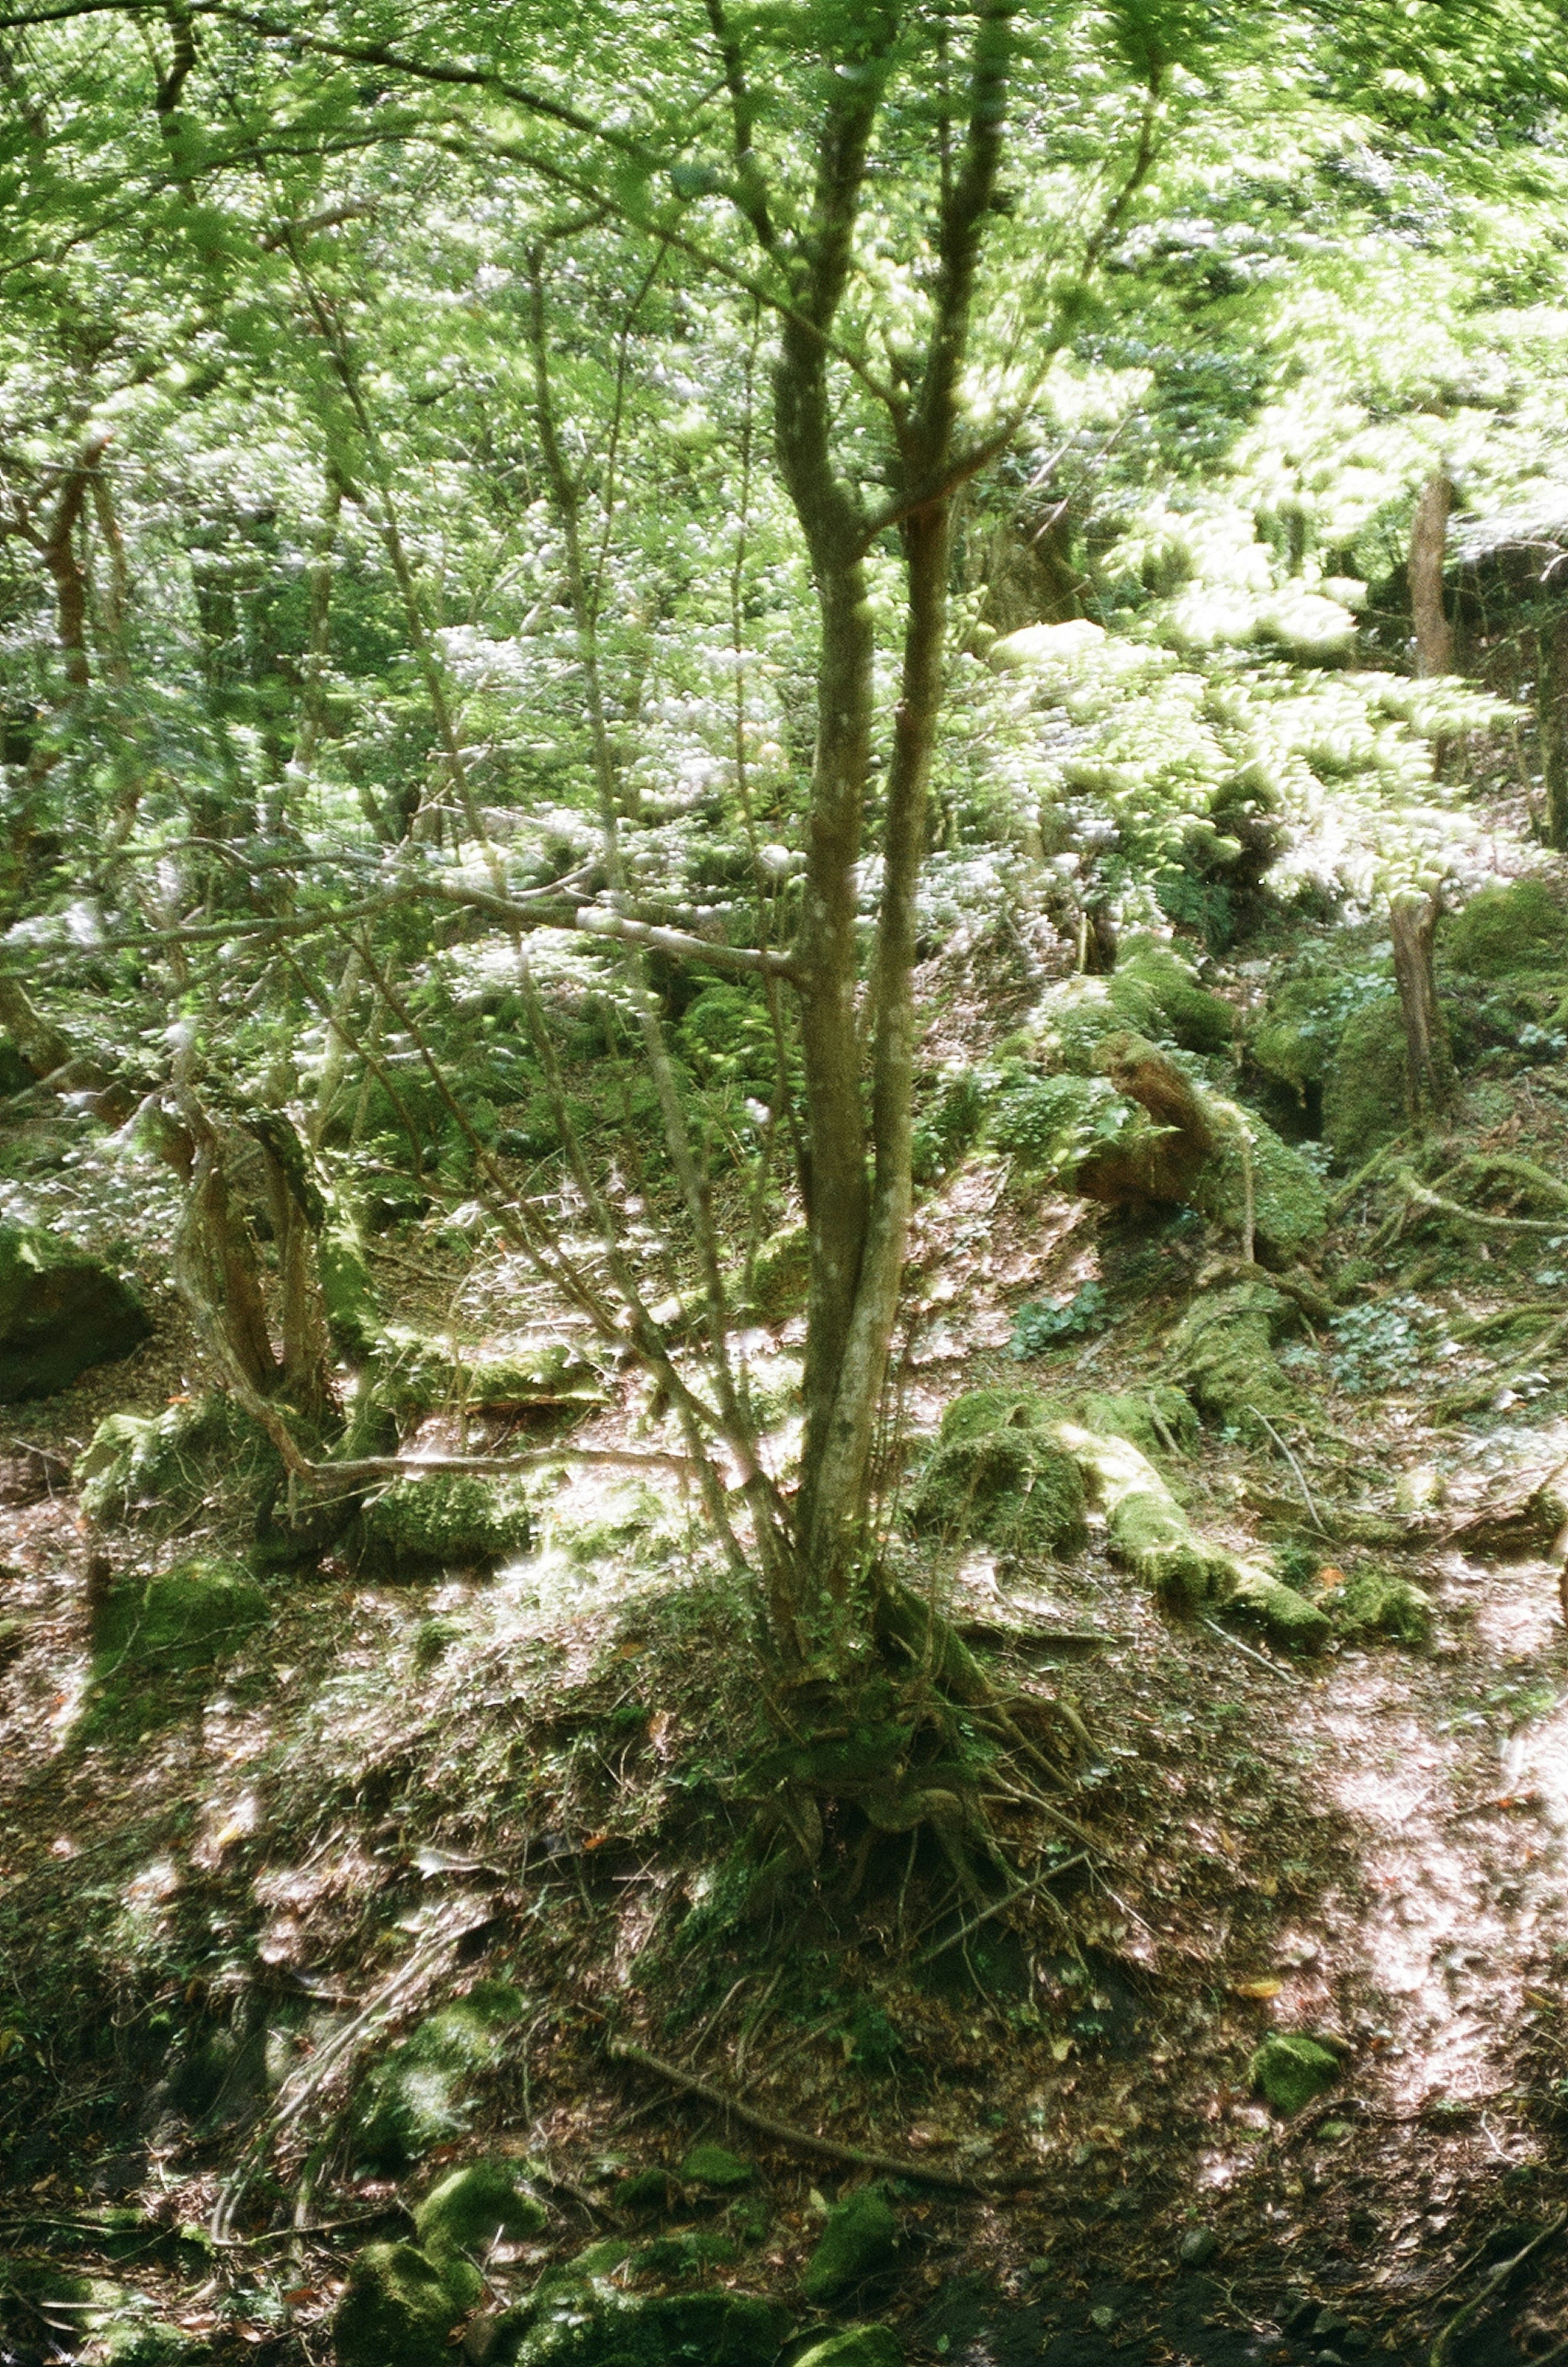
(1029, 973, 1159, 1074)
(355, 1473, 532, 1580)
(616, 2169, 679, 2217)
(82, 1558, 269, 1738)
(679, 2143, 752, 2189)
(1447, 878, 1568, 978)
(1323, 996, 1409, 1164)
(1165, 1282, 1299, 1437)
(504, 2289, 788, 2366)
(0, 1222, 149, 1399)
(415, 2163, 548, 2259)
(75, 1393, 337, 1565)
(1192, 1117, 1327, 1264)
(794, 2334, 903, 2367)
(909, 1390, 1087, 1556)
(1117, 939, 1234, 1054)
(1251, 2033, 1340, 2116)
(1058, 1424, 1236, 1612)
(801, 2187, 898, 2305)
(1076, 1387, 1198, 1458)
(1247, 976, 1350, 1103)
(1227, 1568, 1334, 1653)
(742, 1223, 811, 1317)
(631, 2233, 740, 2282)
(1333, 1569, 1434, 1647)
(332, 2242, 467, 2367)
(354, 1984, 528, 2172)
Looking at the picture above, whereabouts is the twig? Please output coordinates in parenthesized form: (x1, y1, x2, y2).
(1200, 1615, 1305, 1687)
(301, 1446, 699, 1489)
(606, 2037, 1018, 2193)
(1397, 1170, 1565, 1235)
(1245, 1406, 1328, 1536)
(912, 1852, 1089, 1968)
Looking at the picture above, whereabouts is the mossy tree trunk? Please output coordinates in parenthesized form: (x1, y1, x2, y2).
(1537, 610, 1568, 851)
(1389, 889, 1455, 1132)
(1409, 473, 1456, 679)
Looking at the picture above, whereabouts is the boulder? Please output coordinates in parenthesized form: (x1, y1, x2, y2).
(503, 2287, 787, 2365)
(1332, 1569, 1433, 1647)
(354, 1984, 529, 2172)
(0, 1224, 148, 1398)
(416, 2163, 548, 2260)
(332, 2242, 467, 2367)
(1165, 1281, 1301, 1437)
(1448, 878, 1568, 977)
(801, 2186, 898, 2305)
(909, 1389, 1087, 1556)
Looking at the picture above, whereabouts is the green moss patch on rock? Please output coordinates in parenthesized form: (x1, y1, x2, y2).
(1192, 1115, 1327, 1264)
(794, 2332, 903, 2367)
(1251, 2032, 1341, 2116)
(1116, 938, 1235, 1054)
(82, 1557, 269, 1738)
(354, 1983, 528, 2172)
(909, 1390, 1087, 1556)
(1332, 1568, 1434, 1647)
(1447, 877, 1568, 978)
(1165, 1281, 1301, 1437)
(354, 1472, 533, 1580)
(332, 2242, 469, 2367)
(800, 2186, 898, 2305)
(78, 1395, 281, 1529)
(1075, 1387, 1198, 1458)
(0, 1223, 149, 1400)
(678, 2142, 752, 2190)
(415, 2162, 548, 2260)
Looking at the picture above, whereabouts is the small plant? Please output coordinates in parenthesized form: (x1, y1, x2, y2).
(1009, 1280, 1112, 1357)
(1327, 1294, 1446, 1392)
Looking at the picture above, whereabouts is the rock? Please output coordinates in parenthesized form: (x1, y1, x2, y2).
(678, 2142, 753, 2190)
(792, 2331, 903, 2367)
(1314, 2309, 1354, 2342)
(1322, 998, 1408, 1165)
(1278, 2293, 1317, 2333)
(1165, 1281, 1302, 1439)
(332, 2242, 467, 2367)
(0, 1224, 149, 1399)
(1448, 877, 1568, 977)
(0, 1614, 30, 1672)
(354, 1472, 532, 1580)
(1089, 2305, 1118, 2332)
(354, 1984, 529, 2172)
(416, 2163, 548, 2259)
(1332, 1569, 1433, 1648)
(801, 2185, 899, 2305)
(1251, 2032, 1341, 2117)
(84, 1558, 270, 1738)
(615, 2167, 679, 2216)
(909, 1390, 1087, 1556)
(1177, 2228, 1218, 2267)
(631, 2232, 739, 2281)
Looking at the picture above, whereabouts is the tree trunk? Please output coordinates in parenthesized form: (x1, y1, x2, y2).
(1409, 473, 1456, 679)
(1389, 890, 1454, 1131)
(1538, 613, 1568, 851)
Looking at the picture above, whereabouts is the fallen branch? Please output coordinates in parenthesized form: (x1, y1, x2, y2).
(606, 2037, 1024, 2193)
(1430, 2207, 1567, 2367)
(1396, 1170, 1565, 1235)
(302, 1445, 701, 1489)
(1200, 1614, 1305, 1687)
(1245, 1405, 1328, 1536)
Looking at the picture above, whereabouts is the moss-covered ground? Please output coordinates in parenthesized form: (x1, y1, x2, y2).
(6, 904, 1568, 2367)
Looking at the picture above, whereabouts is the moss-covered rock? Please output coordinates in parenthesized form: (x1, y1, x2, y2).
(0, 2264, 187, 2364)
(616, 2169, 679, 2218)
(415, 2163, 548, 2260)
(82, 1558, 269, 1737)
(355, 1473, 532, 1580)
(319, 1215, 382, 1362)
(332, 2242, 467, 2367)
(794, 2332, 903, 2367)
(82, 2319, 202, 2367)
(678, 2142, 752, 2190)
(354, 1984, 528, 2172)
(77, 1395, 280, 1529)
(630, 2233, 740, 2282)
(909, 1391, 1087, 1556)
(1192, 1119, 1327, 1264)
(1076, 1387, 1198, 1458)
(0, 1223, 149, 1399)
(1251, 2032, 1340, 2116)
(1247, 975, 1352, 1108)
(743, 1224, 811, 1317)
(1117, 938, 1235, 1055)
(1332, 1569, 1434, 1647)
(1447, 877, 1568, 978)
(800, 2187, 898, 2305)
(1165, 1282, 1300, 1437)
(1322, 996, 1409, 1164)
(1227, 1569, 1334, 1653)
(501, 2288, 788, 2366)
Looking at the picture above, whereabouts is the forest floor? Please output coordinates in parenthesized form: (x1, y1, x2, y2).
(5, 938, 1568, 2366)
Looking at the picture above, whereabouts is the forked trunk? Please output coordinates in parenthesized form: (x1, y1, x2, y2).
(1389, 890, 1454, 1131)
